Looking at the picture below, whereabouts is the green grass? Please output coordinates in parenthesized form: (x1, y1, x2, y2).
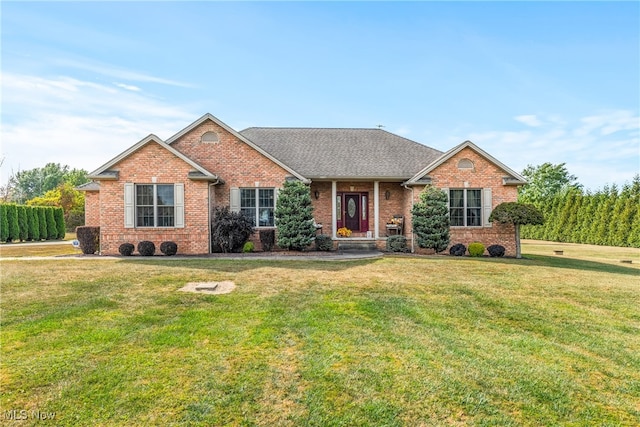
(1, 243, 639, 426)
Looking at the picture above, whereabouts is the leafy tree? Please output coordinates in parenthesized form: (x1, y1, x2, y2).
(275, 180, 316, 251)
(489, 202, 544, 259)
(0, 204, 8, 242)
(411, 185, 450, 253)
(9, 163, 88, 203)
(518, 162, 581, 206)
(27, 182, 85, 231)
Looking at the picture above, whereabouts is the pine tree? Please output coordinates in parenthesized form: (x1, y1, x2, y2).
(594, 185, 618, 245)
(489, 202, 544, 258)
(411, 185, 450, 253)
(0, 204, 8, 242)
(274, 180, 316, 251)
(627, 204, 640, 248)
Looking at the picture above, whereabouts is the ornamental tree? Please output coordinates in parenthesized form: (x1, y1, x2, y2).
(411, 185, 450, 253)
(489, 202, 544, 259)
(275, 180, 316, 251)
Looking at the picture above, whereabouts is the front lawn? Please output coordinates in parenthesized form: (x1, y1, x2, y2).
(1, 246, 638, 425)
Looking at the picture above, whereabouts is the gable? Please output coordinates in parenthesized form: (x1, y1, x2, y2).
(167, 114, 309, 183)
(88, 135, 220, 183)
(406, 140, 527, 186)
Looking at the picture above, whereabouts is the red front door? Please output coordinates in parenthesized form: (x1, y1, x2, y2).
(344, 194, 360, 231)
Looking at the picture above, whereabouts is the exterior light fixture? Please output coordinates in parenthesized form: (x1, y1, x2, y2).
(385, 190, 391, 200)
(314, 190, 320, 200)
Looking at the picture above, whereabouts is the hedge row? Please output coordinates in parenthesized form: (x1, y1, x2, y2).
(0, 204, 65, 243)
(521, 177, 640, 247)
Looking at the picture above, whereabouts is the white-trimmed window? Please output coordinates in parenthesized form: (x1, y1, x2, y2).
(124, 183, 184, 229)
(136, 184, 175, 227)
(240, 188, 275, 227)
(449, 189, 482, 227)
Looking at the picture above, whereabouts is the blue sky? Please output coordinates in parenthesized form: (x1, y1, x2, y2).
(2, 1, 638, 191)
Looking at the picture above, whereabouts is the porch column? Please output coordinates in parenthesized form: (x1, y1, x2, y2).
(331, 181, 337, 239)
(374, 181, 380, 239)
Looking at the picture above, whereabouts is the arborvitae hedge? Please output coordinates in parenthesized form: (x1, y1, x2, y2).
(521, 175, 640, 248)
(0, 204, 65, 242)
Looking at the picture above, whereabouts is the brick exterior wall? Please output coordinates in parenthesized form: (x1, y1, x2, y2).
(83, 190, 100, 226)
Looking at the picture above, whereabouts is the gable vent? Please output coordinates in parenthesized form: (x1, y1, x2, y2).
(458, 158, 474, 170)
(201, 131, 219, 144)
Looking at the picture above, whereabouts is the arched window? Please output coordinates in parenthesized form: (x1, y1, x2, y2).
(201, 131, 219, 144)
(457, 158, 474, 170)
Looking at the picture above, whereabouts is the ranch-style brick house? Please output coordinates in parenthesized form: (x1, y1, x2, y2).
(80, 113, 526, 256)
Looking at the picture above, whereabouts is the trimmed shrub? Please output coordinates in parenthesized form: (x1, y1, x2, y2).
(0, 204, 8, 242)
(211, 207, 254, 253)
(259, 229, 275, 252)
(45, 207, 57, 240)
(449, 243, 466, 256)
(315, 234, 333, 251)
(17, 206, 28, 242)
(160, 241, 178, 256)
(487, 244, 506, 257)
(243, 242, 254, 253)
(386, 235, 409, 253)
(54, 207, 66, 239)
(76, 226, 100, 254)
(28, 207, 39, 241)
(468, 242, 485, 257)
(6, 204, 20, 242)
(118, 243, 135, 256)
(38, 207, 47, 241)
(138, 241, 156, 256)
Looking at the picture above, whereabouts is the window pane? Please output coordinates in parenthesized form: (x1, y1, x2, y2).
(362, 195, 367, 220)
(240, 189, 256, 208)
(467, 208, 481, 226)
(450, 190, 464, 208)
(450, 208, 464, 227)
(157, 206, 175, 227)
(137, 206, 154, 227)
(336, 196, 342, 220)
(241, 208, 256, 226)
(468, 190, 481, 208)
(137, 185, 153, 206)
(259, 208, 274, 226)
(259, 189, 274, 208)
(157, 185, 174, 206)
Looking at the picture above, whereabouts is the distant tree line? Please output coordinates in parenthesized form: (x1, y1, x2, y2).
(0, 204, 65, 242)
(1, 163, 89, 231)
(519, 165, 639, 248)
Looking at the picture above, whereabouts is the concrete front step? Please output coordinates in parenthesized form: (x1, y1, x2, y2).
(337, 240, 378, 252)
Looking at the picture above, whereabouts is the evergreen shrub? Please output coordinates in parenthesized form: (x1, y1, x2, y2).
(160, 241, 178, 256)
(0, 205, 8, 242)
(243, 242, 254, 253)
(315, 234, 333, 251)
(386, 235, 409, 253)
(449, 243, 466, 256)
(119, 243, 135, 256)
(138, 241, 156, 256)
(487, 244, 506, 257)
(468, 242, 485, 257)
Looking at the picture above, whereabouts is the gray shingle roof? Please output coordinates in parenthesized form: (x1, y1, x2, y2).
(239, 128, 443, 180)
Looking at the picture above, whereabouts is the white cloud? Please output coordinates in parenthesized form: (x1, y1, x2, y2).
(451, 111, 639, 191)
(1, 72, 198, 184)
(114, 82, 142, 92)
(514, 114, 543, 127)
